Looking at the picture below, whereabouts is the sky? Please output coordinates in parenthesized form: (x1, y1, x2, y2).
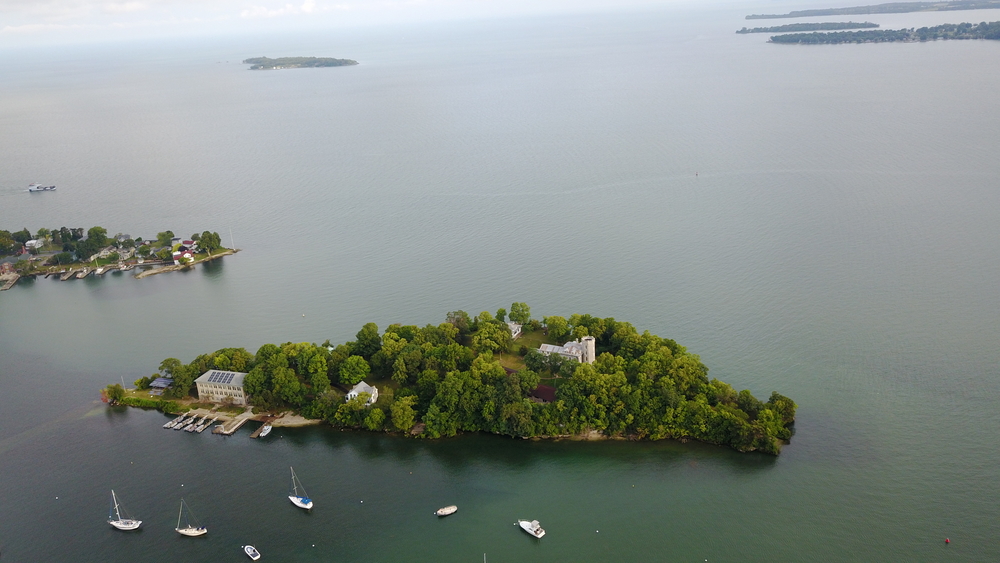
(0, 0, 721, 44)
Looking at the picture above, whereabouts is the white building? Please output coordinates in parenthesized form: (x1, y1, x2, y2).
(194, 370, 249, 405)
(507, 321, 522, 340)
(25, 240, 44, 251)
(538, 336, 596, 364)
(346, 381, 379, 406)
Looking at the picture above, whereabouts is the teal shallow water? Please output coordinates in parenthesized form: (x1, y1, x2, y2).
(1, 5, 1000, 561)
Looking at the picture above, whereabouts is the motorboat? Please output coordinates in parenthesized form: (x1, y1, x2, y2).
(243, 545, 261, 560)
(435, 505, 458, 516)
(258, 423, 272, 438)
(517, 519, 545, 538)
(108, 490, 141, 531)
(27, 183, 56, 192)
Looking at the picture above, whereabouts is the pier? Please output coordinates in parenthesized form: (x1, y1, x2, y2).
(249, 417, 276, 439)
(0, 274, 19, 291)
(213, 409, 255, 435)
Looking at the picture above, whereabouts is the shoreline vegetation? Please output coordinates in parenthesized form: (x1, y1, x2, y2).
(738, 22, 879, 33)
(747, 0, 1000, 19)
(110, 306, 797, 455)
(770, 20, 1000, 43)
(0, 226, 234, 291)
(242, 56, 358, 70)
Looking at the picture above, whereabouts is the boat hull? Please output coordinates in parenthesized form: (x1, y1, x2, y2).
(435, 505, 458, 516)
(518, 520, 545, 538)
(289, 495, 313, 510)
(243, 545, 261, 560)
(109, 519, 142, 531)
(176, 526, 207, 537)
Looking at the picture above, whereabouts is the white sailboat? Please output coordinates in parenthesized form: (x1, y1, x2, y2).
(243, 545, 261, 560)
(108, 490, 141, 530)
(517, 519, 545, 538)
(288, 467, 313, 510)
(175, 498, 207, 537)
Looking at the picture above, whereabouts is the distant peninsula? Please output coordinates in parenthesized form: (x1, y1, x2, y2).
(242, 56, 358, 70)
(738, 21, 879, 33)
(109, 305, 797, 454)
(747, 0, 1000, 19)
(770, 20, 1000, 42)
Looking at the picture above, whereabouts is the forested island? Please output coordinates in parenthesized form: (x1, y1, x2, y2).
(770, 20, 1000, 43)
(121, 306, 797, 454)
(738, 22, 878, 33)
(243, 56, 358, 70)
(747, 0, 1000, 19)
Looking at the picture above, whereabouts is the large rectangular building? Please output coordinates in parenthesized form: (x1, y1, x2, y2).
(194, 370, 248, 405)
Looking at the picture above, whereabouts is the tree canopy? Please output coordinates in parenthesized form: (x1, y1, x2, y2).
(154, 306, 797, 454)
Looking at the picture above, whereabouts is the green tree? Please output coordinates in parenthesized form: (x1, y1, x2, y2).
(137, 245, 151, 258)
(156, 248, 173, 261)
(339, 355, 371, 385)
(87, 226, 108, 247)
(496, 308, 507, 322)
(103, 383, 125, 404)
(334, 394, 371, 427)
(156, 231, 175, 247)
(11, 228, 31, 244)
(35, 227, 51, 243)
(390, 395, 418, 432)
(509, 302, 531, 324)
(354, 323, 381, 359)
(199, 231, 222, 254)
(544, 316, 570, 340)
(363, 408, 386, 431)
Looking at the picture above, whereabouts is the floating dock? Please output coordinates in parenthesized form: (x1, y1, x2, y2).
(213, 410, 255, 435)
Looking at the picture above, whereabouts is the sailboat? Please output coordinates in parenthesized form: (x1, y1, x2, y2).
(175, 498, 207, 537)
(108, 490, 141, 530)
(288, 467, 313, 510)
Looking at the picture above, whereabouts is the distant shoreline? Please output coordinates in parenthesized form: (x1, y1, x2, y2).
(747, 0, 1000, 19)
(242, 56, 358, 70)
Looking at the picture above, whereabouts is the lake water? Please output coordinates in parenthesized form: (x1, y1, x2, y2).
(2, 5, 1000, 562)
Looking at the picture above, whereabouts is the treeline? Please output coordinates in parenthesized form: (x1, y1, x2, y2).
(150, 306, 797, 454)
(770, 21, 1000, 43)
(747, 0, 1000, 19)
(243, 57, 358, 69)
(738, 22, 878, 33)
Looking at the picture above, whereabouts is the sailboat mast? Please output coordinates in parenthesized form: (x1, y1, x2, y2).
(111, 490, 121, 520)
(177, 500, 184, 528)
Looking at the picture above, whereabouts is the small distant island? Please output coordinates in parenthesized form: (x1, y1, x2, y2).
(106, 305, 797, 454)
(738, 22, 879, 33)
(242, 56, 358, 70)
(0, 226, 235, 291)
(770, 20, 1000, 43)
(747, 0, 1000, 19)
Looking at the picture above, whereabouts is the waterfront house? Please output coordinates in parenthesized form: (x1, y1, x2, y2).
(149, 377, 173, 396)
(346, 381, 379, 406)
(24, 240, 44, 251)
(538, 336, 596, 364)
(194, 370, 248, 405)
(507, 321, 522, 340)
(172, 250, 194, 265)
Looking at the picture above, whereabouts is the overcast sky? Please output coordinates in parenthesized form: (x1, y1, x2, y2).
(0, 0, 721, 44)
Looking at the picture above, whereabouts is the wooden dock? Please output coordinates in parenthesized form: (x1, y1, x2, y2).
(59, 270, 76, 281)
(249, 417, 276, 439)
(0, 274, 19, 291)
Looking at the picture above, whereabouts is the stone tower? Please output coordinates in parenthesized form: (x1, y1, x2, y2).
(582, 336, 596, 364)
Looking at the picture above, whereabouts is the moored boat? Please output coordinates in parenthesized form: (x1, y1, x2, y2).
(243, 545, 261, 560)
(517, 519, 545, 538)
(175, 498, 207, 537)
(435, 505, 458, 516)
(27, 183, 56, 192)
(288, 466, 313, 510)
(258, 423, 272, 437)
(108, 490, 141, 531)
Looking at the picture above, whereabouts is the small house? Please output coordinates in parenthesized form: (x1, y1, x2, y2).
(346, 381, 379, 406)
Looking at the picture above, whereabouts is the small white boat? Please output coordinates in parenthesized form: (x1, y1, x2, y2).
(175, 498, 207, 537)
(243, 545, 261, 560)
(435, 505, 458, 516)
(258, 423, 272, 438)
(517, 519, 545, 538)
(27, 183, 56, 192)
(288, 466, 313, 510)
(108, 490, 141, 531)
(164, 414, 185, 429)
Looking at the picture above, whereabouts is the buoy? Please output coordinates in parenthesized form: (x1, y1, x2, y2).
(945, 538, 950, 544)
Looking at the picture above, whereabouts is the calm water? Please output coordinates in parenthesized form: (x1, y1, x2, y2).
(2, 5, 1000, 562)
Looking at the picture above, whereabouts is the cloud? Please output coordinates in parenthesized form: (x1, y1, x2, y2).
(102, 1, 148, 13)
(240, 0, 341, 18)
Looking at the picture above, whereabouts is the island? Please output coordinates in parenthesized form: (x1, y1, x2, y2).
(738, 22, 879, 33)
(770, 20, 1000, 43)
(106, 305, 798, 454)
(242, 56, 358, 70)
(747, 0, 1000, 19)
(0, 226, 235, 291)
